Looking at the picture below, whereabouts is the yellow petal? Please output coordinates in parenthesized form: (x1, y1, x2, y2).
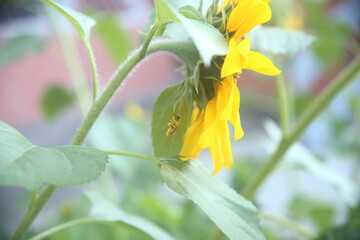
(180, 109, 204, 160)
(243, 51, 282, 76)
(228, 0, 272, 38)
(230, 81, 245, 140)
(216, 77, 234, 120)
(221, 39, 243, 78)
(237, 37, 251, 61)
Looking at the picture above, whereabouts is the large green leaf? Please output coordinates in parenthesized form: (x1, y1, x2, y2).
(40, 0, 95, 40)
(0, 121, 108, 190)
(248, 26, 315, 55)
(161, 160, 266, 240)
(151, 84, 192, 157)
(86, 191, 177, 240)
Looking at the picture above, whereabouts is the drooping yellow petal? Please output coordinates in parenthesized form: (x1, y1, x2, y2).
(228, 0, 272, 38)
(229, 80, 244, 140)
(216, 77, 234, 120)
(221, 38, 243, 78)
(180, 109, 204, 160)
(243, 51, 282, 76)
(237, 37, 251, 61)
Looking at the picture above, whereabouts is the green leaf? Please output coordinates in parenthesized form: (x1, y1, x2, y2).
(40, 0, 95, 40)
(86, 191, 177, 240)
(178, 5, 203, 20)
(154, 0, 180, 24)
(178, 15, 228, 66)
(161, 160, 266, 240)
(151, 84, 192, 157)
(95, 14, 132, 64)
(248, 26, 315, 55)
(0, 34, 46, 67)
(40, 84, 74, 120)
(0, 121, 108, 190)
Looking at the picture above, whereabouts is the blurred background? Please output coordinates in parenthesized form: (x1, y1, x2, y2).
(0, 0, 359, 239)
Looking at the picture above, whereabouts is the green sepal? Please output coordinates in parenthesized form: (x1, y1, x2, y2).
(178, 5, 203, 21)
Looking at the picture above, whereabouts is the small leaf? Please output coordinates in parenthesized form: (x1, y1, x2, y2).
(161, 160, 266, 240)
(248, 26, 315, 55)
(40, 84, 74, 120)
(178, 15, 228, 66)
(86, 191, 177, 240)
(154, 0, 180, 24)
(0, 121, 108, 190)
(40, 0, 96, 40)
(151, 84, 192, 157)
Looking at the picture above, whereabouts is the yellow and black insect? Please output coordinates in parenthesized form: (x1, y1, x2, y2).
(166, 114, 181, 136)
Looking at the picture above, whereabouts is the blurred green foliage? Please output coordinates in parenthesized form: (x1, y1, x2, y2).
(40, 84, 74, 120)
(0, 34, 46, 67)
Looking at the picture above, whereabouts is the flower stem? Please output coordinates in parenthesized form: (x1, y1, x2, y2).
(104, 150, 162, 164)
(242, 55, 360, 200)
(11, 25, 173, 240)
(10, 38, 195, 240)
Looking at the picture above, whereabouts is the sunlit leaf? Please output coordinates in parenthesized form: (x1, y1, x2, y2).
(248, 26, 315, 55)
(151, 84, 192, 157)
(86, 191, 177, 240)
(40, 0, 95, 40)
(0, 121, 108, 190)
(161, 160, 266, 240)
(178, 15, 228, 66)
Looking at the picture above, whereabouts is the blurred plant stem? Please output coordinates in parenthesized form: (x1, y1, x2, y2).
(28, 218, 95, 240)
(46, 6, 91, 114)
(260, 213, 315, 239)
(242, 54, 360, 200)
(104, 150, 162, 164)
(10, 24, 162, 240)
(273, 55, 290, 135)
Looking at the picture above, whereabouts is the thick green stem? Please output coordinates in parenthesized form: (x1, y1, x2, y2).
(11, 39, 195, 240)
(104, 150, 162, 164)
(242, 55, 360, 200)
(11, 185, 56, 240)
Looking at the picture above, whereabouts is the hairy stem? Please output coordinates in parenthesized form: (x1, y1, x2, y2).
(242, 55, 360, 200)
(11, 38, 195, 240)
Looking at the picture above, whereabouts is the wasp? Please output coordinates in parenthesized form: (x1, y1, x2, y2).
(166, 114, 181, 136)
